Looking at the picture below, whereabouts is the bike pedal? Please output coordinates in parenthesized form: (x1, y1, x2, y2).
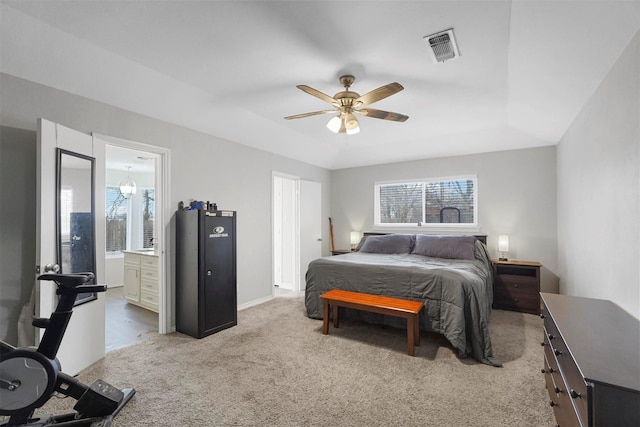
(73, 379, 124, 417)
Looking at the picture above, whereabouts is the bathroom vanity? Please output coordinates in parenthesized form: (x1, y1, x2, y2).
(123, 250, 159, 313)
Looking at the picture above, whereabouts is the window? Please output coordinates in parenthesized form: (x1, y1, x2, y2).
(106, 187, 128, 253)
(141, 189, 155, 249)
(375, 176, 477, 227)
(60, 187, 73, 236)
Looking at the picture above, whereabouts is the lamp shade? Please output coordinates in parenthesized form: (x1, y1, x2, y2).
(326, 116, 342, 133)
(350, 231, 362, 245)
(498, 235, 510, 252)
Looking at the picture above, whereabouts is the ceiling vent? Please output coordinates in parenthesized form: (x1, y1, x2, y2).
(424, 29, 459, 63)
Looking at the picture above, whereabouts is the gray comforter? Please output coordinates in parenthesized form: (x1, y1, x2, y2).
(305, 241, 501, 366)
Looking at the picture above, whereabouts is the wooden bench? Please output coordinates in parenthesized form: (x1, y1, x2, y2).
(320, 289, 424, 356)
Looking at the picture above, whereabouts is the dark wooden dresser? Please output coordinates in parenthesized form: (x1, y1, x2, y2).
(540, 293, 640, 426)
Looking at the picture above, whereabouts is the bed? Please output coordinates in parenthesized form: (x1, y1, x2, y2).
(305, 233, 501, 367)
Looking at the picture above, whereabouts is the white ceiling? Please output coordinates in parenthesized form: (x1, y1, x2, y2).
(2, 1, 639, 170)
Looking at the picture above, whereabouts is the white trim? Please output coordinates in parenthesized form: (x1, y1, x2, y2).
(238, 295, 275, 311)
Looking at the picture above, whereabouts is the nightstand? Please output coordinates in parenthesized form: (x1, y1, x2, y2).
(331, 249, 353, 255)
(492, 259, 541, 315)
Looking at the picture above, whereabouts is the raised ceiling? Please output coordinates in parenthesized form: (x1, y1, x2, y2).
(2, 1, 639, 170)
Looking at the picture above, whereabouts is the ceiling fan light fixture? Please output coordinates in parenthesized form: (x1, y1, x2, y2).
(345, 113, 359, 131)
(346, 124, 360, 135)
(326, 116, 342, 133)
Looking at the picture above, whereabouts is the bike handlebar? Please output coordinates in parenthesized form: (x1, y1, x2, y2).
(38, 272, 95, 288)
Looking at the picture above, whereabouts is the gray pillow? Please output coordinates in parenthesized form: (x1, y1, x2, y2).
(411, 235, 476, 260)
(358, 234, 414, 254)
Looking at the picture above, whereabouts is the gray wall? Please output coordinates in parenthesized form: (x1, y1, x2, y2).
(330, 146, 559, 294)
(557, 31, 639, 318)
(0, 73, 332, 342)
(0, 126, 36, 345)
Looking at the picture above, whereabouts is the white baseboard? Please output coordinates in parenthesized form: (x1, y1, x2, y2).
(238, 295, 275, 311)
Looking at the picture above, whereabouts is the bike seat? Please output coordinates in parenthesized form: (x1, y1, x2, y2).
(38, 273, 95, 288)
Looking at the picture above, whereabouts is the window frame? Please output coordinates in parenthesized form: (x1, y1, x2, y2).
(374, 174, 478, 229)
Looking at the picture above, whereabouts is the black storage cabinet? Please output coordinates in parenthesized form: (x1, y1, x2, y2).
(176, 209, 237, 338)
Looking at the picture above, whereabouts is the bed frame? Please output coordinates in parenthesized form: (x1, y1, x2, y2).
(362, 232, 487, 245)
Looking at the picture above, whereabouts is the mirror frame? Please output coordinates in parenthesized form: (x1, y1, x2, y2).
(56, 148, 97, 306)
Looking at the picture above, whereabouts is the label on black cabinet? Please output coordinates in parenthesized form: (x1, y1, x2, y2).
(209, 226, 229, 239)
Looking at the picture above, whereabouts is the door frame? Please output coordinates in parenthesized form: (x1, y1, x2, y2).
(272, 172, 299, 293)
(94, 133, 172, 334)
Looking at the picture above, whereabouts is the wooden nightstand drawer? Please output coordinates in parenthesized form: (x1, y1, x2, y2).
(492, 260, 541, 315)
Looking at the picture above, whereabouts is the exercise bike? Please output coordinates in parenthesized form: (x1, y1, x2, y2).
(0, 273, 135, 426)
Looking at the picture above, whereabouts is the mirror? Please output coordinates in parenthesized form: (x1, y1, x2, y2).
(56, 148, 97, 306)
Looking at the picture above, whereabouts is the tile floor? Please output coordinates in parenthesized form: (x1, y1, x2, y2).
(106, 286, 158, 352)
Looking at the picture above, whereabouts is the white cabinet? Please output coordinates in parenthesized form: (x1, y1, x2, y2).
(123, 253, 140, 302)
(123, 251, 159, 313)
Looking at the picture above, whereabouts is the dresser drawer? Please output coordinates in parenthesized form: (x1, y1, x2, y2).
(140, 288, 159, 312)
(140, 255, 158, 269)
(543, 310, 589, 426)
(544, 350, 581, 427)
(140, 266, 158, 280)
(141, 277, 158, 293)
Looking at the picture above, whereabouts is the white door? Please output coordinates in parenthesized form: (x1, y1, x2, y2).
(298, 180, 322, 291)
(36, 118, 106, 375)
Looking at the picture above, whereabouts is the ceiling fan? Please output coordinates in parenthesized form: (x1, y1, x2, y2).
(284, 75, 409, 135)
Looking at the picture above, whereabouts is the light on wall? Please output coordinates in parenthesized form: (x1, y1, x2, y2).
(119, 166, 137, 199)
(498, 234, 510, 261)
(350, 231, 362, 250)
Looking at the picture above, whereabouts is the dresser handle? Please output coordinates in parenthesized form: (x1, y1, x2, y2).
(549, 400, 557, 407)
(513, 298, 519, 302)
(554, 386, 562, 394)
(539, 313, 545, 319)
(554, 348, 562, 356)
(570, 389, 581, 399)
(540, 342, 545, 347)
(547, 333, 555, 340)
(513, 283, 519, 288)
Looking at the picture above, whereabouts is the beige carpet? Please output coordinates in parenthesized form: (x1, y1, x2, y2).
(34, 295, 555, 426)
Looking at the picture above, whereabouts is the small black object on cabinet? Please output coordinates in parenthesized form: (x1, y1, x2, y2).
(176, 209, 237, 338)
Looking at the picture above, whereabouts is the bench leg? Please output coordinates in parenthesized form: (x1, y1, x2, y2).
(407, 315, 416, 356)
(322, 299, 329, 335)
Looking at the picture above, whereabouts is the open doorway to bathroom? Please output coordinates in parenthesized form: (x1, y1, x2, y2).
(104, 145, 159, 351)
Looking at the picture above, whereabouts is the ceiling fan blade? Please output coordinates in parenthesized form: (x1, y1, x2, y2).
(357, 108, 409, 122)
(297, 85, 340, 107)
(354, 82, 404, 107)
(284, 110, 336, 120)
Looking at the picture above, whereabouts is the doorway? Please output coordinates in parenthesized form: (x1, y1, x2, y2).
(272, 174, 297, 292)
(272, 173, 322, 295)
(97, 134, 171, 350)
